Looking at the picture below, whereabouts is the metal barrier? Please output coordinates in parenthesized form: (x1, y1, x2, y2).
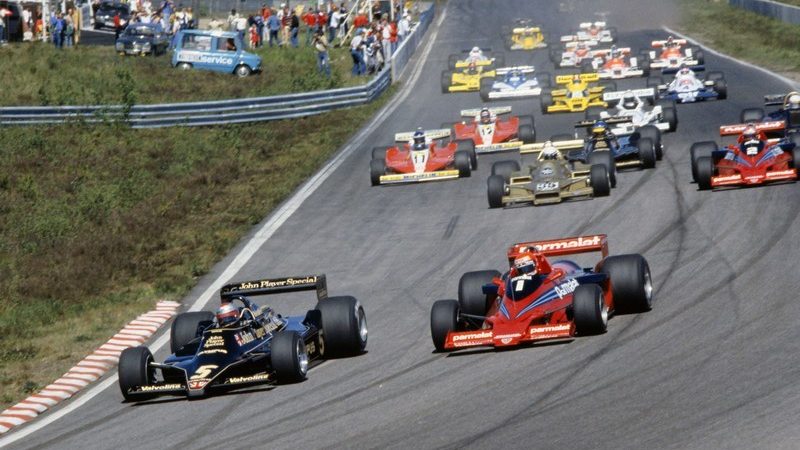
(0, 3, 434, 128)
(729, 0, 800, 25)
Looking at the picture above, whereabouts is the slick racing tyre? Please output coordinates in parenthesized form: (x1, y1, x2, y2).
(638, 137, 656, 169)
(480, 77, 494, 102)
(589, 164, 611, 197)
(540, 90, 553, 115)
(170, 311, 214, 354)
(457, 139, 478, 169)
(518, 115, 535, 129)
(491, 160, 520, 182)
(661, 105, 678, 132)
(119, 346, 156, 402)
(441, 70, 452, 94)
(600, 254, 653, 313)
(458, 270, 501, 319)
(740, 107, 765, 123)
(316, 296, 368, 357)
(638, 125, 663, 160)
(696, 156, 715, 190)
(370, 158, 386, 186)
(589, 151, 617, 188)
(693, 48, 705, 65)
(447, 54, 460, 69)
(455, 150, 472, 177)
(430, 299, 460, 352)
(690, 141, 718, 182)
(518, 124, 536, 143)
(487, 175, 506, 208)
(790, 133, 800, 170)
(371, 146, 387, 160)
(713, 79, 727, 100)
(271, 331, 308, 383)
(573, 284, 608, 335)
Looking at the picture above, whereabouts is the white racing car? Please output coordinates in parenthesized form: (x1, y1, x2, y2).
(559, 21, 616, 45)
(587, 88, 677, 133)
(480, 66, 551, 101)
(648, 67, 727, 104)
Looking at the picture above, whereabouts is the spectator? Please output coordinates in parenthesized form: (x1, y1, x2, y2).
(266, 9, 280, 47)
(280, 4, 290, 46)
(316, 8, 327, 39)
(253, 13, 264, 46)
(159, 0, 174, 24)
(353, 11, 367, 29)
(312, 28, 330, 77)
(249, 22, 258, 49)
(51, 12, 64, 48)
(289, 10, 299, 48)
(0, 7, 6, 43)
(339, 3, 348, 37)
(261, 4, 271, 43)
(350, 28, 366, 75)
(302, 6, 317, 46)
(235, 14, 247, 43)
(186, 7, 195, 29)
(328, 5, 342, 44)
(113, 10, 122, 40)
(64, 14, 74, 47)
(397, 12, 409, 44)
(227, 8, 238, 32)
(380, 16, 391, 62)
(208, 16, 221, 30)
(70, 6, 81, 45)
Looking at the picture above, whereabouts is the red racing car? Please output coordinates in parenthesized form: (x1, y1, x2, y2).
(444, 106, 535, 154)
(430, 234, 652, 352)
(370, 128, 477, 186)
(691, 121, 800, 190)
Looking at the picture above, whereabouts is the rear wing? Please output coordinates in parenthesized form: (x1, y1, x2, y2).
(602, 88, 656, 102)
(512, 26, 540, 33)
(651, 38, 687, 48)
(591, 47, 631, 57)
(460, 106, 512, 117)
(495, 65, 536, 75)
(520, 138, 583, 155)
(220, 275, 328, 301)
(508, 234, 609, 261)
(579, 21, 606, 29)
(764, 92, 799, 106)
(575, 117, 632, 128)
(719, 120, 785, 136)
(394, 128, 451, 142)
(555, 73, 599, 84)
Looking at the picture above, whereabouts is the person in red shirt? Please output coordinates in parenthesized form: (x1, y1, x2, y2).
(317, 9, 327, 35)
(353, 13, 367, 29)
(302, 8, 317, 46)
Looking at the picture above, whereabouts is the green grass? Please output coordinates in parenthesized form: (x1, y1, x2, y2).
(0, 85, 396, 410)
(0, 41, 362, 106)
(679, 0, 800, 74)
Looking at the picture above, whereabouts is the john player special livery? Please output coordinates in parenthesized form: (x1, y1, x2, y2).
(429, 235, 653, 351)
(117, 274, 367, 401)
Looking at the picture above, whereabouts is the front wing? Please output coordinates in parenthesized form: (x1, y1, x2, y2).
(444, 323, 574, 350)
(711, 169, 797, 188)
(379, 170, 461, 184)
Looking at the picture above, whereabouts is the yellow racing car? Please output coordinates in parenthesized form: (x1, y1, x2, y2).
(447, 47, 505, 70)
(442, 64, 497, 93)
(540, 73, 617, 114)
(505, 19, 547, 51)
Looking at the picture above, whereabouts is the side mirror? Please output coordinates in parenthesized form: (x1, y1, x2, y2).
(481, 283, 498, 296)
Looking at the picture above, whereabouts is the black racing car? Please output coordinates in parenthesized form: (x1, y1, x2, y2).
(118, 274, 368, 401)
(115, 23, 169, 56)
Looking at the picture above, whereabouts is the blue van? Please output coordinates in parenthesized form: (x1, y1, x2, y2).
(171, 30, 262, 77)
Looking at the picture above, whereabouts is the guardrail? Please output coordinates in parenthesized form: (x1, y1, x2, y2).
(0, 3, 434, 128)
(729, 0, 800, 25)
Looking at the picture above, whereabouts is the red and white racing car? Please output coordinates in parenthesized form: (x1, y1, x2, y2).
(445, 106, 536, 154)
(645, 36, 704, 73)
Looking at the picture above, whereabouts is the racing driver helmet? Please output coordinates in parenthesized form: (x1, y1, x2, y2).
(740, 124, 764, 155)
(412, 128, 426, 150)
(216, 302, 240, 327)
(592, 120, 609, 136)
(787, 93, 800, 110)
(513, 253, 537, 276)
(479, 108, 492, 124)
(621, 91, 637, 110)
(541, 141, 559, 160)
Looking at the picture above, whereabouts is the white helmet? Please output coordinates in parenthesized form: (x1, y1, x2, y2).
(542, 141, 558, 160)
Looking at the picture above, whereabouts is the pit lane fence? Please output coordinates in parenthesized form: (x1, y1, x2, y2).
(0, 3, 433, 128)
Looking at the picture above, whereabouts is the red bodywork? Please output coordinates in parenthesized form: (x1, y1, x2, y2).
(443, 235, 615, 350)
(710, 121, 798, 188)
(452, 117, 520, 145)
(384, 142, 458, 174)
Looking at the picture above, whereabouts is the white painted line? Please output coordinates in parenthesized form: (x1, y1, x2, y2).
(663, 26, 799, 89)
(0, 4, 450, 446)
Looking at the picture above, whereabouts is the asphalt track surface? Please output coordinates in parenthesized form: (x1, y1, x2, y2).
(7, 0, 800, 449)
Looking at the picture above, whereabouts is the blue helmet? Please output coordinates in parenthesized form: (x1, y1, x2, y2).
(592, 120, 608, 135)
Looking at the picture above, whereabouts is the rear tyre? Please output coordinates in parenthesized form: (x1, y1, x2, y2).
(690, 141, 718, 182)
(518, 114, 535, 130)
(487, 175, 506, 208)
(518, 124, 535, 143)
(271, 331, 308, 383)
(662, 106, 678, 132)
(441, 70, 452, 94)
(371, 146, 387, 160)
(638, 137, 657, 169)
(540, 91, 553, 114)
(589, 151, 617, 187)
(491, 160, 521, 182)
(696, 156, 714, 190)
(589, 164, 611, 197)
(370, 158, 386, 186)
(600, 254, 653, 313)
(706, 71, 724, 82)
(694, 48, 705, 65)
(170, 311, 214, 354)
(456, 139, 478, 169)
(455, 151, 472, 177)
(573, 284, 608, 335)
(580, 59, 594, 73)
(316, 295, 368, 356)
(793, 142, 800, 170)
(741, 107, 765, 123)
(119, 346, 155, 402)
(430, 300, 459, 352)
(714, 79, 727, 100)
(458, 270, 501, 318)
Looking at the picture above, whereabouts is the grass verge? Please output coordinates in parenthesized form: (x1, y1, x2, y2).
(678, 0, 800, 78)
(0, 42, 364, 106)
(0, 84, 396, 410)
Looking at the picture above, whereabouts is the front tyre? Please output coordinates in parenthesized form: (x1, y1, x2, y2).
(589, 151, 617, 188)
(455, 150, 472, 177)
(430, 300, 459, 352)
(487, 174, 506, 208)
(370, 158, 386, 186)
(456, 139, 478, 169)
(696, 156, 714, 190)
(271, 331, 308, 383)
(234, 65, 252, 77)
(119, 346, 155, 402)
(589, 164, 611, 197)
(573, 284, 608, 335)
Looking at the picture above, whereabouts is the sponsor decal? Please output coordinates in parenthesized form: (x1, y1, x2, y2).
(306, 341, 317, 354)
(452, 331, 493, 342)
(190, 365, 218, 380)
(530, 324, 572, 334)
(535, 181, 559, 191)
(189, 380, 209, 390)
(139, 383, 183, 392)
(203, 335, 226, 348)
(199, 349, 228, 355)
(226, 373, 270, 384)
(554, 279, 580, 298)
(178, 51, 234, 66)
(236, 276, 318, 290)
(235, 327, 266, 346)
(533, 235, 601, 252)
(540, 167, 554, 176)
(318, 330, 326, 356)
(713, 175, 740, 182)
